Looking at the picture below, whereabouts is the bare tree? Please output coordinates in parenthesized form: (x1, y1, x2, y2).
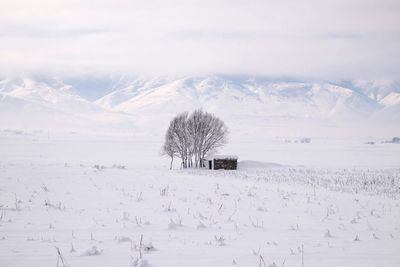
(187, 109, 203, 167)
(161, 132, 177, 170)
(193, 110, 228, 167)
(162, 109, 228, 169)
(162, 112, 191, 168)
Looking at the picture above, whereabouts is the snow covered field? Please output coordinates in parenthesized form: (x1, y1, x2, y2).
(1, 0, 400, 265)
(1, 132, 400, 267)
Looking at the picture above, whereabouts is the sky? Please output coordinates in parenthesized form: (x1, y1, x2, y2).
(0, 0, 399, 79)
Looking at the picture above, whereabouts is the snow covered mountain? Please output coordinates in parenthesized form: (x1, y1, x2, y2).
(93, 76, 400, 127)
(0, 77, 134, 131)
(0, 75, 399, 137)
(0, 77, 90, 108)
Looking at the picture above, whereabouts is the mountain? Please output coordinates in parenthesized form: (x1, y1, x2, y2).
(0, 77, 89, 108)
(0, 75, 399, 137)
(94, 76, 172, 110)
(95, 76, 387, 119)
(0, 77, 134, 131)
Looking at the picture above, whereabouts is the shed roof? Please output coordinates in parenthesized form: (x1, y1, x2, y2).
(208, 155, 238, 160)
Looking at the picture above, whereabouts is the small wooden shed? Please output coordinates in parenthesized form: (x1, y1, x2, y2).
(207, 155, 238, 170)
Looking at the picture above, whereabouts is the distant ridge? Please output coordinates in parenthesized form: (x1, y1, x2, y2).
(0, 75, 399, 137)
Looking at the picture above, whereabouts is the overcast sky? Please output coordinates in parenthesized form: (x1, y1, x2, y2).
(0, 0, 399, 79)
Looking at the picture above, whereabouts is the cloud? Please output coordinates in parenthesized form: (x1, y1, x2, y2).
(0, 25, 114, 39)
(0, 0, 399, 79)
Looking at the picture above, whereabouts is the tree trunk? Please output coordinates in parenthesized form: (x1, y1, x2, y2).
(170, 156, 174, 170)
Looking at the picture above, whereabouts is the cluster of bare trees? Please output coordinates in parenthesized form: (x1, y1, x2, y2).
(162, 109, 228, 169)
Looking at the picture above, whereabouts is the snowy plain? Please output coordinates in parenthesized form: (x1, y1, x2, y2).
(1, 76, 400, 266)
(0, 130, 399, 267)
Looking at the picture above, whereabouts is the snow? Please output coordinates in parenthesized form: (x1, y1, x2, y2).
(1, 75, 399, 138)
(238, 160, 285, 169)
(380, 92, 400, 107)
(1, 75, 400, 266)
(209, 155, 239, 160)
(0, 132, 400, 267)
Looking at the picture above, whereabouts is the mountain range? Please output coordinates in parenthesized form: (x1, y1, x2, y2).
(0, 75, 399, 138)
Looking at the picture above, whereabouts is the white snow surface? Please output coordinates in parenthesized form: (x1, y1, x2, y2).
(208, 155, 239, 160)
(0, 132, 400, 267)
